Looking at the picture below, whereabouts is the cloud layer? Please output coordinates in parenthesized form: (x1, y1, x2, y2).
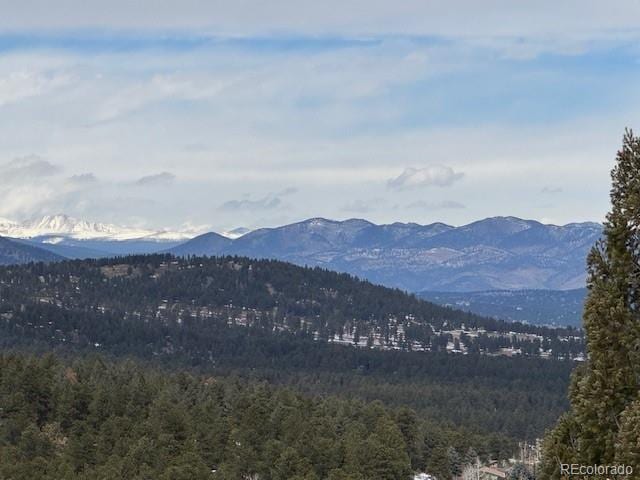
(0, 155, 60, 182)
(388, 166, 464, 190)
(3, 1, 640, 40)
(135, 172, 176, 187)
(0, 15, 633, 229)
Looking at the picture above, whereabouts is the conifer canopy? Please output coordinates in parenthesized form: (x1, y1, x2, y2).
(540, 129, 640, 478)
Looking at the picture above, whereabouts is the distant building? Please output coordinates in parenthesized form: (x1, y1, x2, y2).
(413, 474, 435, 480)
(479, 466, 508, 479)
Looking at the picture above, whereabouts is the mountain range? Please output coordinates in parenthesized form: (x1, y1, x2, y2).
(0, 236, 63, 265)
(420, 288, 587, 327)
(0, 214, 207, 258)
(0, 214, 194, 241)
(169, 216, 602, 292)
(0, 214, 602, 293)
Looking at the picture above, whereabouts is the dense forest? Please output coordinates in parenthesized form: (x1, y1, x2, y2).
(0, 254, 583, 352)
(0, 254, 578, 470)
(1, 353, 421, 479)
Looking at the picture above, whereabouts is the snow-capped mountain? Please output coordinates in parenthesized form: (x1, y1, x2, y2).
(0, 217, 19, 230)
(0, 214, 194, 241)
(0, 214, 604, 292)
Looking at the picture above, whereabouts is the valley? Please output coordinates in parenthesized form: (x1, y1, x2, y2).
(0, 219, 592, 477)
(0, 254, 577, 464)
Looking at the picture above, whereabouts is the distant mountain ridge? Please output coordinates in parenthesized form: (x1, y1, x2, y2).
(0, 236, 63, 265)
(420, 288, 588, 327)
(0, 214, 196, 241)
(0, 214, 602, 292)
(169, 216, 602, 292)
(169, 232, 232, 256)
(0, 214, 206, 259)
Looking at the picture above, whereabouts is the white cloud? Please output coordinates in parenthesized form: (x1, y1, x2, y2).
(135, 172, 176, 186)
(388, 165, 464, 190)
(0, 155, 60, 183)
(95, 73, 234, 122)
(68, 173, 97, 184)
(219, 188, 297, 212)
(0, 156, 65, 219)
(220, 196, 282, 212)
(277, 187, 298, 196)
(0, 71, 71, 107)
(0, 16, 629, 228)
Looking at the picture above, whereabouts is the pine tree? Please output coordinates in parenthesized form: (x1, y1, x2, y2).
(447, 446, 462, 478)
(396, 406, 422, 470)
(615, 396, 640, 471)
(508, 463, 535, 480)
(540, 130, 640, 476)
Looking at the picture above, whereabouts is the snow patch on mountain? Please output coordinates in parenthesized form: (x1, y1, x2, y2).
(0, 214, 195, 242)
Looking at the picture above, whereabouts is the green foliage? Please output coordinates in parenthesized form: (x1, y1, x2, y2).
(508, 463, 535, 480)
(615, 395, 640, 472)
(0, 253, 579, 349)
(0, 354, 418, 479)
(446, 446, 463, 477)
(0, 253, 575, 456)
(538, 413, 580, 480)
(541, 129, 640, 476)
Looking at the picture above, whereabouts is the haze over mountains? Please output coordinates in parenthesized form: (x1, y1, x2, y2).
(0, 214, 601, 294)
(0, 236, 63, 265)
(420, 288, 587, 327)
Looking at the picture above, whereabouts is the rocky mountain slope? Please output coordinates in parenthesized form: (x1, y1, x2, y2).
(170, 216, 602, 292)
(1, 214, 602, 292)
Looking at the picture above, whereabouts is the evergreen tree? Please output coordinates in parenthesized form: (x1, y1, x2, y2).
(447, 446, 462, 478)
(363, 420, 412, 480)
(396, 407, 422, 469)
(508, 463, 535, 480)
(463, 447, 478, 466)
(614, 396, 640, 469)
(540, 130, 640, 476)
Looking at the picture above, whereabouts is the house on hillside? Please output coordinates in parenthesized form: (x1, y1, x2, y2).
(479, 465, 508, 479)
(461, 463, 510, 480)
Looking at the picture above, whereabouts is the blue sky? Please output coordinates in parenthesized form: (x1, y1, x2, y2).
(0, 2, 638, 232)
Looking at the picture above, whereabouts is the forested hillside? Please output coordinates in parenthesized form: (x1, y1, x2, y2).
(0, 236, 63, 265)
(420, 289, 586, 327)
(0, 354, 416, 479)
(0, 254, 583, 357)
(0, 254, 577, 473)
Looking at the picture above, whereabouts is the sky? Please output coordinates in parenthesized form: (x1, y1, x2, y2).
(0, 1, 639, 232)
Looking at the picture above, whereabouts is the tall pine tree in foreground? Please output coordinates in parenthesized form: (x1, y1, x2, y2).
(540, 130, 640, 478)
